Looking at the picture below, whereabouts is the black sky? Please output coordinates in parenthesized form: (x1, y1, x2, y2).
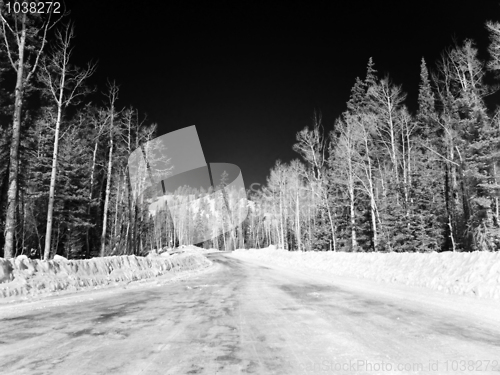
(69, 0, 500, 189)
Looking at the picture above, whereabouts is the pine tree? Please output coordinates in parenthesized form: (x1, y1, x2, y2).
(311, 205, 331, 251)
(346, 77, 366, 114)
(365, 57, 378, 89)
(417, 58, 436, 137)
(412, 57, 447, 252)
(54, 124, 94, 258)
(193, 195, 209, 246)
(23, 108, 54, 256)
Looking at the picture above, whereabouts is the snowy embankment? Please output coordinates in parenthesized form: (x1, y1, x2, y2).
(0, 250, 212, 299)
(232, 247, 500, 300)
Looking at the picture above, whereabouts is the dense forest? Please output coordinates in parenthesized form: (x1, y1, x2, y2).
(1, 9, 500, 260)
(249, 38, 500, 253)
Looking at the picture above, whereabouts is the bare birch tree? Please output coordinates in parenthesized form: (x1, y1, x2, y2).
(293, 113, 337, 250)
(0, 5, 62, 258)
(100, 82, 119, 257)
(333, 114, 363, 251)
(38, 23, 96, 260)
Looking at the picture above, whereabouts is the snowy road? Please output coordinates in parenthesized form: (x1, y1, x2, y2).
(1, 252, 500, 374)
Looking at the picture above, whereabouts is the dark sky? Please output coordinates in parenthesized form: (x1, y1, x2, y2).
(69, 0, 500, 189)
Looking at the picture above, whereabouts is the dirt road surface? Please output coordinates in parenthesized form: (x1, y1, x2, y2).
(1, 252, 500, 374)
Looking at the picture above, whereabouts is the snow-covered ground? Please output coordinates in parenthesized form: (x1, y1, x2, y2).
(0, 249, 212, 299)
(232, 246, 500, 300)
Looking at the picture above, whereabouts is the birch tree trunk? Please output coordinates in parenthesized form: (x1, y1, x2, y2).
(86, 111, 106, 257)
(100, 83, 119, 257)
(3, 25, 26, 259)
(362, 124, 379, 252)
(100, 124, 114, 257)
(43, 86, 64, 260)
(295, 189, 301, 251)
(40, 24, 95, 260)
(1, 9, 58, 258)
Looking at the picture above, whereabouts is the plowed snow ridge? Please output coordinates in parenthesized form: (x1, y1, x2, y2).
(0, 249, 212, 298)
(233, 246, 500, 300)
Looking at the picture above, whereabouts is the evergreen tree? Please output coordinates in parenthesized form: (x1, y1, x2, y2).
(417, 57, 437, 137)
(311, 205, 330, 251)
(365, 57, 378, 89)
(193, 195, 209, 247)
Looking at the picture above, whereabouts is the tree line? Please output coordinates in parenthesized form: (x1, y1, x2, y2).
(2, 6, 500, 259)
(0, 7, 161, 259)
(240, 24, 500, 253)
(152, 25, 500, 254)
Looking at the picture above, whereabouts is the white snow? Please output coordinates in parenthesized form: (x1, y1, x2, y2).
(231, 247, 500, 300)
(0, 251, 212, 299)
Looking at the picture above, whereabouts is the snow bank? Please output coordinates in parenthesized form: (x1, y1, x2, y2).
(177, 245, 220, 254)
(232, 248, 500, 300)
(0, 252, 212, 298)
(149, 245, 219, 257)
